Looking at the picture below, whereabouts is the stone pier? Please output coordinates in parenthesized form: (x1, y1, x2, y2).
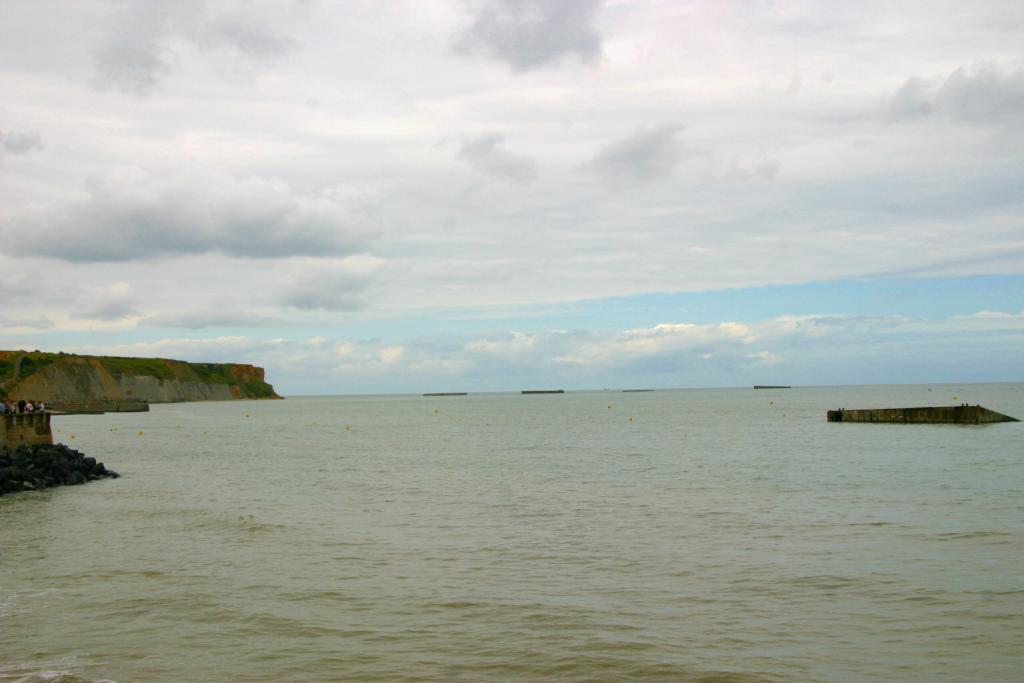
(1, 412, 54, 448)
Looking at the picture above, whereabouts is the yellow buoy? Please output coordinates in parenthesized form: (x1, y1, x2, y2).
(608, 404, 612, 409)
(345, 425, 351, 431)
(138, 431, 144, 436)
(69, 434, 75, 439)
(628, 416, 634, 422)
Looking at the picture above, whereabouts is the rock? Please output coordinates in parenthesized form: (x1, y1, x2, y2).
(0, 443, 118, 496)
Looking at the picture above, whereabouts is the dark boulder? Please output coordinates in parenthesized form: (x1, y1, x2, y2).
(0, 443, 119, 496)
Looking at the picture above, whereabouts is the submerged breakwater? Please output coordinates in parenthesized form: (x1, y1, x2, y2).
(0, 443, 118, 495)
(827, 404, 1019, 424)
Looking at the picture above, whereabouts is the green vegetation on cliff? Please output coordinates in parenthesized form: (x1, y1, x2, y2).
(0, 350, 281, 403)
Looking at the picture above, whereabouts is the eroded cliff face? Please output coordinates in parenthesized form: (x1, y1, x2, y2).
(0, 351, 282, 404)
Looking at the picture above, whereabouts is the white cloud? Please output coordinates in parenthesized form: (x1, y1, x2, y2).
(454, 0, 604, 72)
(277, 256, 384, 311)
(140, 310, 287, 330)
(76, 282, 139, 321)
(464, 331, 537, 356)
(962, 310, 1016, 320)
(888, 62, 1024, 126)
(0, 129, 43, 155)
(68, 335, 271, 363)
(554, 321, 756, 366)
(746, 350, 782, 366)
(92, 0, 302, 96)
(584, 124, 687, 182)
(0, 315, 54, 332)
(457, 133, 538, 183)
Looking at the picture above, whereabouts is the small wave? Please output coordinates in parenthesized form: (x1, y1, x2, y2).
(421, 599, 488, 611)
(896, 593, 955, 606)
(789, 574, 861, 591)
(920, 530, 1015, 541)
(188, 514, 290, 535)
(278, 588, 354, 604)
(0, 664, 116, 683)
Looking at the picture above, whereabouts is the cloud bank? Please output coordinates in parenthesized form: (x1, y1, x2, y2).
(53, 307, 1024, 394)
(3, 171, 380, 262)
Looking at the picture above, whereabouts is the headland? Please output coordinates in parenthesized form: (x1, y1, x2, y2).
(1, 350, 282, 412)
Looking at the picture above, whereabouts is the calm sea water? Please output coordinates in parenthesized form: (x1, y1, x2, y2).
(2, 384, 1022, 682)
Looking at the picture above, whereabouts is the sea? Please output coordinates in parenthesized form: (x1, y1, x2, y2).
(1, 384, 1022, 682)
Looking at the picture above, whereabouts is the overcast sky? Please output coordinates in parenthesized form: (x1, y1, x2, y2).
(1, 0, 1022, 394)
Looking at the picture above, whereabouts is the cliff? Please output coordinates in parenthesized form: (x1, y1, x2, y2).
(0, 350, 282, 405)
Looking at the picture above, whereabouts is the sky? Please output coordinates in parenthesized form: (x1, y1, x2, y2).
(1, 0, 1022, 395)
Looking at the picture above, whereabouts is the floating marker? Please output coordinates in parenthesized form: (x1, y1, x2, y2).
(138, 431, 144, 436)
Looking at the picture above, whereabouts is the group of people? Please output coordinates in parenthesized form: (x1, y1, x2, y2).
(0, 399, 45, 414)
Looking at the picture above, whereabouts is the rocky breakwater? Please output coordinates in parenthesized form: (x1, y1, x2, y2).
(0, 443, 119, 495)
